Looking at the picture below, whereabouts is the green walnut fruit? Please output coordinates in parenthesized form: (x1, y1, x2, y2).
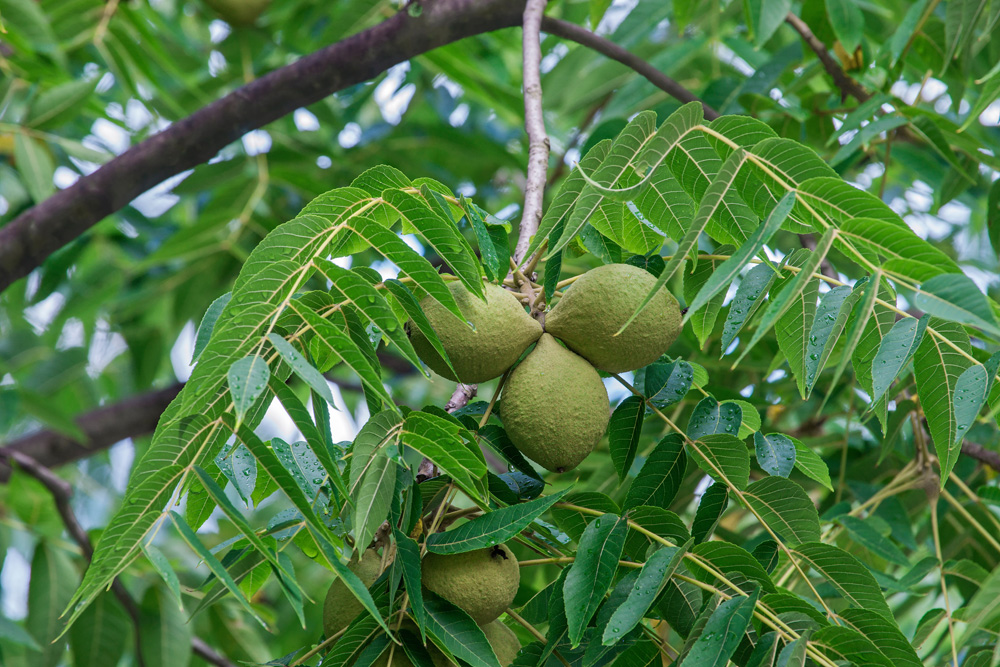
(500, 334, 610, 472)
(323, 549, 382, 638)
(406, 282, 542, 383)
(481, 620, 521, 666)
(545, 263, 681, 373)
(203, 0, 271, 25)
(421, 545, 520, 624)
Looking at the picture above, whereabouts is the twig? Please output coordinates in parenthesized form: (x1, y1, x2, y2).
(784, 13, 870, 103)
(513, 0, 551, 268)
(540, 17, 720, 120)
(1, 450, 236, 667)
(444, 383, 477, 412)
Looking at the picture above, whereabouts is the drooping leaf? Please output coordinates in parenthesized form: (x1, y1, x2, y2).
(421, 592, 501, 667)
(608, 396, 646, 481)
(624, 434, 687, 511)
(691, 483, 729, 544)
(564, 513, 628, 646)
(678, 587, 760, 667)
(915, 273, 1000, 338)
(227, 355, 271, 429)
(870, 315, 929, 404)
(794, 542, 892, 618)
(426, 489, 570, 554)
(721, 261, 778, 353)
(602, 542, 690, 645)
(913, 319, 973, 484)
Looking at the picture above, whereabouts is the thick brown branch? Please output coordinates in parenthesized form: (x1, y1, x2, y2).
(784, 13, 870, 103)
(540, 17, 720, 120)
(0, 383, 183, 481)
(0, 0, 530, 296)
(962, 441, 1000, 474)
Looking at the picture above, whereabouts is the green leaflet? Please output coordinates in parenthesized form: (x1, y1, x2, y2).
(678, 587, 759, 667)
(826, 0, 864, 52)
(913, 318, 973, 484)
(688, 396, 742, 440)
(691, 483, 729, 544)
(528, 140, 612, 259)
(738, 227, 835, 366)
(549, 112, 659, 256)
(169, 512, 266, 627)
(687, 191, 794, 334)
(313, 259, 423, 371)
(743, 477, 821, 546)
(915, 273, 1000, 339)
(608, 396, 646, 481)
(564, 513, 628, 647)
(688, 433, 751, 490)
(753, 432, 796, 478)
(721, 261, 777, 353)
(836, 515, 909, 566)
(623, 434, 687, 511)
(869, 314, 929, 404)
(421, 592, 501, 667)
(426, 489, 570, 554)
(602, 542, 691, 645)
(227, 355, 270, 429)
(794, 542, 892, 618)
(401, 411, 487, 502)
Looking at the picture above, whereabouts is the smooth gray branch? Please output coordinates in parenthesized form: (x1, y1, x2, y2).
(513, 0, 551, 268)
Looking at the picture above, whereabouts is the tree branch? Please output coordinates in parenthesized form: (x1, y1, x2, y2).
(0, 0, 530, 296)
(1, 450, 237, 667)
(784, 13, 870, 103)
(513, 0, 551, 268)
(962, 441, 1000, 474)
(540, 17, 720, 120)
(0, 383, 183, 481)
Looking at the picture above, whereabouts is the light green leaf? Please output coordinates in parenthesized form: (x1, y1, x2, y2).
(14, 133, 55, 203)
(169, 512, 266, 627)
(721, 261, 778, 353)
(26, 543, 76, 667)
(837, 514, 909, 566)
(353, 450, 397, 552)
(68, 593, 128, 667)
(825, 0, 864, 52)
(748, 0, 793, 46)
(838, 608, 922, 667)
(27, 79, 98, 130)
(139, 586, 192, 667)
(804, 284, 858, 396)
(772, 252, 820, 396)
(192, 292, 232, 364)
(789, 436, 833, 490)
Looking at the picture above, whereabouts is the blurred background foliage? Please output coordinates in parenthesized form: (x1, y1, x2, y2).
(1, 0, 999, 664)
